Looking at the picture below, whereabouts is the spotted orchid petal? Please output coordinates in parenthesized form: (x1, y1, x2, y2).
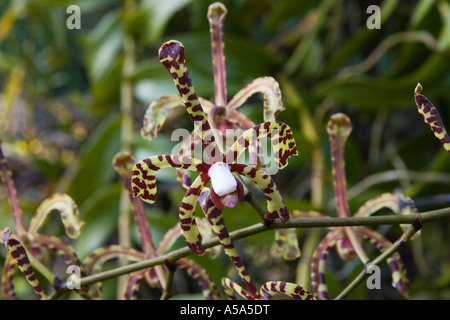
(226, 108, 255, 130)
(221, 277, 316, 300)
(274, 210, 328, 260)
(311, 228, 342, 300)
(140, 94, 185, 141)
(199, 189, 258, 296)
(114, 152, 156, 254)
(132, 154, 208, 204)
(139, 95, 213, 144)
(221, 277, 255, 300)
(224, 121, 298, 169)
(177, 257, 221, 300)
(1, 144, 89, 298)
(274, 228, 301, 260)
(260, 281, 316, 300)
(208, 2, 228, 107)
(124, 257, 221, 300)
(208, 2, 285, 129)
(327, 113, 352, 218)
(1, 229, 47, 300)
(136, 11, 301, 299)
(152, 216, 221, 298)
(176, 131, 203, 190)
(158, 41, 217, 155)
(29, 233, 82, 271)
(2, 231, 90, 299)
(177, 173, 210, 255)
(2, 254, 17, 299)
(83, 244, 145, 267)
(326, 113, 367, 261)
(354, 192, 421, 238)
(124, 269, 147, 300)
(25, 232, 97, 299)
(414, 83, 450, 151)
(196, 216, 222, 259)
(28, 193, 84, 239)
(230, 163, 289, 223)
(291, 209, 329, 220)
(227, 76, 285, 122)
(82, 245, 145, 299)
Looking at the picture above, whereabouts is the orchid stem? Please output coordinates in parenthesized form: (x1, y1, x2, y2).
(161, 262, 176, 300)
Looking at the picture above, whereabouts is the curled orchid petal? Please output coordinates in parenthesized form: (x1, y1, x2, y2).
(414, 83, 450, 151)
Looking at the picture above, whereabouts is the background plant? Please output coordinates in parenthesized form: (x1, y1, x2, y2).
(0, 0, 450, 299)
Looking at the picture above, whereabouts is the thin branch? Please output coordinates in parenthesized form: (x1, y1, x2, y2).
(161, 261, 176, 300)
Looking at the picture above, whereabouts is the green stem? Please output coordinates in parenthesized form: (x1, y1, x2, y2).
(161, 262, 176, 300)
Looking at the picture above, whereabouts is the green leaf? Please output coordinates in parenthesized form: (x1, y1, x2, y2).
(132, 59, 179, 103)
(263, 0, 317, 31)
(82, 8, 123, 83)
(137, 0, 192, 44)
(75, 183, 121, 258)
(409, 0, 437, 28)
(316, 53, 450, 110)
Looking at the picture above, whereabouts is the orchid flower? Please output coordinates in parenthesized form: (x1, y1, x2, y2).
(139, 2, 299, 261)
(291, 114, 417, 300)
(414, 83, 450, 152)
(0, 143, 87, 299)
(221, 277, 316, 300)
(82, 152, 220, 300)
(140, 3, 284, 145)
(131, 39, 297, 297)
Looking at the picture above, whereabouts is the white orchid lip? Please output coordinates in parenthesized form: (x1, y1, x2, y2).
(222, 194, 238, 208)
(208, 162, 237, 196)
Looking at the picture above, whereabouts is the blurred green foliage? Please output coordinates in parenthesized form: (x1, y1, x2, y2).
(0, 0, 449, 299)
